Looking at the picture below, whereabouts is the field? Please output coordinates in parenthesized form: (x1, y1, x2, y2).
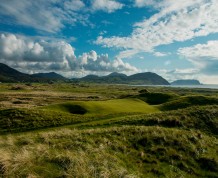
(0, 83, 218, 177)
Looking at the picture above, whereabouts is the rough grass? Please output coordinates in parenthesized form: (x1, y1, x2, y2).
(159, 95, 218, 111)
(0, 126, 217, 178)
(0, 108, 94, 134)
(77, 105, 218, 136)
(0, 83, 218, 177)
(137, 92, 178, 105)
(0, 98, 159, 134)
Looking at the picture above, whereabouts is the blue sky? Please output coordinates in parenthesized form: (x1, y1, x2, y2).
(0, 0, 218, 84)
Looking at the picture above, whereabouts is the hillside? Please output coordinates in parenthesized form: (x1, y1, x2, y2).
(32, 72, 67, 80)
(128, 72, 169, 85)
(0, 63, 67, 82)
(0, 63, 33, 82)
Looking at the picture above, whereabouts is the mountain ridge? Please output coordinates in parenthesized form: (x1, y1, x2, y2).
(0, 63, 67, 82)
(0, 62, 170, 85)
(76, 72, 170, 85)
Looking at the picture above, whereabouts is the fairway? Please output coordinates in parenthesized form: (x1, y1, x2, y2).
(44, 98, 159, 115)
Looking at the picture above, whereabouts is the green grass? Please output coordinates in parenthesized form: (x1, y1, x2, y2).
(44, 98, 159, 115)
(75, 105, 218, 136)
(137, 92, 178, 105)
(0, 126, 217, 177)
(0, 98, 158, 134)
(0, 83, 218, 177)
(159, 95, 218, 111)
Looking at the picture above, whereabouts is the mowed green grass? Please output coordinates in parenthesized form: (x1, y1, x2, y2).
(44, 98, 159, 115)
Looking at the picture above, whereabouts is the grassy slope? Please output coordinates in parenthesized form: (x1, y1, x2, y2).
(44, 98, 159, 115)
(0, 98, 158, 134)
(159, 95, 218, 111)
(0, 126, 217, 178)
(0, 83, 218, 177)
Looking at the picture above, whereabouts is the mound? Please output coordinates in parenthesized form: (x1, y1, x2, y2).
(160, 95, 218, 111)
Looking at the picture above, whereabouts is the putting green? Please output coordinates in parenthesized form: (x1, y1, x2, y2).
(45, 98, 159, 115)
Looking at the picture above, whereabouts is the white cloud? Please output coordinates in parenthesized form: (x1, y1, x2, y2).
(64, 0, 85, 11)
(0, 0, 89, 33)
(178, 41, 218, 60)
(96, 0, 218, 58)
(0, 33, 138, 77)
(134, 0, 157, 8)
(116, 49, 139, 59)
(199, 75, 218, 84)
(178, 40, 218, 75)
(91, 0, 124, 13)
(153, 52, 168, 57)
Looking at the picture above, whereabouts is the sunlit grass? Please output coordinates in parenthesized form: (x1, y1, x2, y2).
(44, 98, 159, 115)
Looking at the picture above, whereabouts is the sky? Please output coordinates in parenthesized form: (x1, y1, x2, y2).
(0, 0, 218, 84)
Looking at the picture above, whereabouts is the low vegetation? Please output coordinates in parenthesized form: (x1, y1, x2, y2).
(0, 83, 217, 177)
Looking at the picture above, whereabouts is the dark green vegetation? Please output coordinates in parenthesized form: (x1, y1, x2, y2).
(0, 63, 169, 85)
(0, 83, 217, 177)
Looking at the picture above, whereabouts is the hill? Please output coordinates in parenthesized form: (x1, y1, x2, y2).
(32, 72, 67, 80)
(171, 79, 201, 85)
(0, 63, 33, 82)
(128, 72, 169, 85)
(0, 63, 67, 82)
(77, 72, 169, 85)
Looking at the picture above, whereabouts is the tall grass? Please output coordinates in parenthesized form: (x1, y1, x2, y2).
(0, 126, 217, 177)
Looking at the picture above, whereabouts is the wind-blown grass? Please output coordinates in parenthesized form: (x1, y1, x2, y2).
(159, 95, 218, 111)
(0, 83, 218, 177)
(0, 126, 217, 177)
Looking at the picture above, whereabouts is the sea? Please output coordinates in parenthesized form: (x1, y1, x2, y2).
(135, 84, 218, 89)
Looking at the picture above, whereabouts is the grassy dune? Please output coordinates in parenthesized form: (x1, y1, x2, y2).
(0, 125, 217, 177)
(0, 83, 218, 177)
(44, 98, 159, 115)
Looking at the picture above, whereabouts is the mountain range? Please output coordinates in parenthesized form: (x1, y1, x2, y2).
(0, 63, 170, 85)
(75, 72, 170, 85)
(0, 63, 68, 83)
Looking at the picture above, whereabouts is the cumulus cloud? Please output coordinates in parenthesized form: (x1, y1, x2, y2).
(178, 40, 218, 75)
(91, 0, 124, 13)
(96, 0, 218, 58)
(0, 33, 138, 77)
(0, 0, 89, 33)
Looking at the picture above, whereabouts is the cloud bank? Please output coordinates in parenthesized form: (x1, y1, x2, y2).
(0, 33, 137, 77)
(178, 40, 218, 75)
(0, 0, 124, 33)
(96, 0, 218, 58)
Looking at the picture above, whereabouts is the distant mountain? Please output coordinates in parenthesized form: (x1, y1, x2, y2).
(0, 63, 67, 82)
(0, 63, 33, 82)
(128, 72, 169, 85)
(0, 63, 170, 85)
(107, 72, 127, 78)
(76, 72, 170, 85)
(32, 72, 67, 80)
(81, 75, 100, 80)
(171, 80, 201, 85)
